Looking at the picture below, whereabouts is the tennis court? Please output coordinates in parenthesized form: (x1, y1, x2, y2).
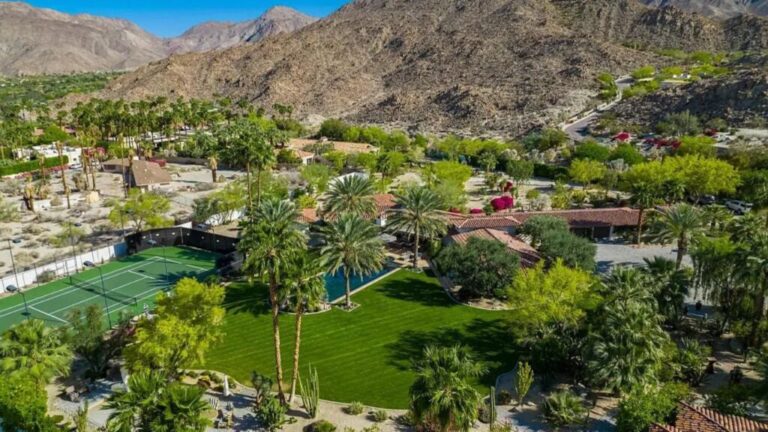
(0, 246, 220, 332)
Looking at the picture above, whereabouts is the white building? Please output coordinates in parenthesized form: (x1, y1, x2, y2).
(13, 144, 82, 167)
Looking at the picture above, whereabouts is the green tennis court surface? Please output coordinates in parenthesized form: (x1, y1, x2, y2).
(0, 246, 220, 332)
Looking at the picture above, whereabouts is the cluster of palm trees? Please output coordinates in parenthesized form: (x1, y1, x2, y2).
(237, 173, 448, 405)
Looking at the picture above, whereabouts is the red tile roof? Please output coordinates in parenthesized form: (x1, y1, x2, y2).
(447, 208, 641, 231)
(297, 208, 319, 224)
(447, 229, 541, 268)
(651, 403, 768, 432)
(374, 193, 397, 213)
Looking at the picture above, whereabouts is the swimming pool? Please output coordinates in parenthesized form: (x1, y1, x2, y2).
(324, 268, 392, 303)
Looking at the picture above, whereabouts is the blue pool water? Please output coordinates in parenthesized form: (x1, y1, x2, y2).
(324, 268, 391, 303)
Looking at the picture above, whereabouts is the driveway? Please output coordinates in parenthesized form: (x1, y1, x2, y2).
(595, 240, 690, 273)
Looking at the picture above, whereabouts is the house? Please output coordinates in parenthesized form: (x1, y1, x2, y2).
(446, 208, 641, 240)
(373, 193, 397, 227)
(445, 229, 541, 268)
(101, 158, 132, 174)
(650, 402, 768, 432)
(13, 144, 82, 166)
(127, 160, 172, 191)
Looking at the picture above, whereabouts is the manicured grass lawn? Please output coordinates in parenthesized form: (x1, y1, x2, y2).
(204, 269, 517, 409)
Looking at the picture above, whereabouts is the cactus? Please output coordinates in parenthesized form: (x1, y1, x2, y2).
(489, 386, 497, 429)
(299, 364, 320, 418)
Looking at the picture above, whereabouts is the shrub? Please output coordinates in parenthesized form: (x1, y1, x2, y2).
(496, 390, 513, 405)
(36, 270, 57, 284)
(533, 163, 569, 180)
(525, 189, 540, 200)
(617, 382, 690, 432)
(346, 401, 365, 415)
(306, 420, 337, 432)
(250, 371, 273, 408)
(371, 409, 388, 423)
(256, 396, 291, 431)
(0, 156, 68, 177)
(542, 391, 587, 428)
(490, 195, 515, 212)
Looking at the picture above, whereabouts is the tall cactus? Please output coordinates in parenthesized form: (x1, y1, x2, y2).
(299, 364, 320, 418)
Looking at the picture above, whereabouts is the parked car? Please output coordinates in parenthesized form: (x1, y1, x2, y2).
(689, 195, 716, 206)
(724, 199, 753, 215)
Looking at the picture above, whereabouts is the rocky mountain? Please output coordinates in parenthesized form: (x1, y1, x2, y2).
(165, 7, 316, 54)
(0, 2, 314, 76)
(611, 63, 768, 128)
(93, 0, 768, 136)
(0, 2, 166, 76)
(639, 0, 768, 19)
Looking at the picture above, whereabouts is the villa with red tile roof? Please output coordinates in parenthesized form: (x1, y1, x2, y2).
(445, 229, 541, 268)
(446, 207, 641, 240)
(650, 403, 768, 432)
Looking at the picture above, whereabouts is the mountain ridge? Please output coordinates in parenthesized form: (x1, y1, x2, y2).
(0, 2, 315, 76)
(91, 0, 768, 136)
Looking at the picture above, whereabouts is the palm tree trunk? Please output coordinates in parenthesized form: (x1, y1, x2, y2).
(676, 235, 686, 270)
(635, 207, 645, 245)
(289, 303, 304, 403)
(256, 166, 263, 206)
(748, 277, 768, 348)
(89, 153, 97, 191)
(246, 162, 253, 213)
(345, 268, 352, 309)
(268, 270, 286, 403)
(413, 226, 420, 269)
(57, 145, 71, 209)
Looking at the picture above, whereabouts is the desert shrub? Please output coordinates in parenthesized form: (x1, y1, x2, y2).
(371, 409, 388, 423)
(194, 182, 217, 192)
(542, 391, 587, 428)
(36, 270, 57, 283)
(346, 401, 365, 415)
(306, 420, 336, 432)
(496, 390, 513, 405)
(256, 395, 291, 432)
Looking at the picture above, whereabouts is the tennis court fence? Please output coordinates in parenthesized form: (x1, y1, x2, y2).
(0, 227, 236, 293)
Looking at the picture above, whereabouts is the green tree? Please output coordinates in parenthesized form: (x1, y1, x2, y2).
(409, 345, 485, 432)
(436, 237, 519, 299)
(108, 189, 173, 232)
(300, 163, 334, 196)
(569, 159, 606, 188)
(388, 186, 447, 269)
(106, 370, 209, 432)
(239, 198, 306, 402)
(609, 143, 645, 165)
(585, 268, 670, 394)
(520, 216, 569, 248)
(538, 230, 596, 271)
(630, 182, 661, 244)
(423, 161, 472, 188)
(0, 371, 59, 431)
(323, 175, 377, 219)
(573, 141, 610, 162)
(631, 66, 655, 80)
(478, 151, 498, 173)
(221, 119, 276, 209)
(0, 319, 72, 386)
(124, 278, 225, 378)
(677, 135, 716, 157)
(504, 159, 534, 183)
(319, 213, 385, 308)
(66, 304, 123, 378)
(616, 382, 690, 432)
(514, 362, 534, 406)
(377, 151, 407, 178)
(282, 253, 327, 403)
(647, 204, 706, 269)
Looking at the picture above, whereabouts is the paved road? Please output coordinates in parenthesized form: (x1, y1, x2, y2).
(562, 76, 632, 142)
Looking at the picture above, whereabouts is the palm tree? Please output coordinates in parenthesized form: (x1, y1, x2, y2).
(647, 203, 706, 269)
(0, 319, 72, 386)
(323, 175, 377, 219)
(388, 186, 446, 269)
(642, 256, 689, 324)
(409, 345, 486, 432)
(55, 141, 71, 209)
(629, 182, 658, 244)
(239, 198, 306, 403)
(155, 384, 210, 431)
(282, 252, 327, 403)
(222, 121, 275, 211)
(319, 214, 385, 309)
(106, 370, 165, 431)
(208, 154, 218, 183)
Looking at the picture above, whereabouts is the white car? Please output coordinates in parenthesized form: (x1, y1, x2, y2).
(724, 199, 753, 215)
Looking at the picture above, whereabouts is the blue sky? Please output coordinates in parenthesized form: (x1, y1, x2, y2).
(7, 0, 348, 37)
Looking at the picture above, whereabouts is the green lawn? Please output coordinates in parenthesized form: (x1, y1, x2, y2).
(205, 269, 517, 409)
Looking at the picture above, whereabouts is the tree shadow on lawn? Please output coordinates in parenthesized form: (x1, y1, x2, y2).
(375, 269, 456, 308)
(387, 317, 520, 387)
(223, 281, 270, 316)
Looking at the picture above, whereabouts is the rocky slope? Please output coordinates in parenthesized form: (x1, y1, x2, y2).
(611, 68, 768, 128)
(639, 0, 768, 18)
(0, 2, 166, 75)
(0, 2, 314, 76)
(93, 0, 768, 136)
(165, 7, 316, 54)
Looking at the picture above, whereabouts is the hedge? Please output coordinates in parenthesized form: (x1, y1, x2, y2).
(533, 163, 569, 180)
(0, 156, 69, 177)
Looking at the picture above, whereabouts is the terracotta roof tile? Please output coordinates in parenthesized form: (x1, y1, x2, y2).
(447, 229, 541, 268)
(652, 403, 768, 432)
(447, 208, 641, 231)
(297, 207, 319, 224)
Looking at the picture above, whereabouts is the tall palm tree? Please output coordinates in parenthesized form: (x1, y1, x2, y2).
(282, 252, 327, 403)
(239, 198, 306, 403)
(409, 345, 486, 432)
(629, 182, 658, 244)
(55, 141, 71, 209)
(323, 175, 377, 219)
(388, 186, 447, 269)
(320, 214, 385, 309)
(0, 319, 72, 386)
(647, 203, 706, 269)
(222, 121, 275, 211)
